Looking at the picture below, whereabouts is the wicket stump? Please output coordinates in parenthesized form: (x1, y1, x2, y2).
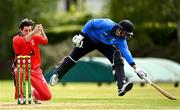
(17, 55, 32, 105)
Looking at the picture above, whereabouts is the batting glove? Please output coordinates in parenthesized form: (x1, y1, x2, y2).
(72, 34, 84, 48)
(134, 67, 147, 79)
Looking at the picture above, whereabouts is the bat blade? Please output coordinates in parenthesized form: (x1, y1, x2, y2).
(143, 77, 176, 100)
(151, 83, 176, 100)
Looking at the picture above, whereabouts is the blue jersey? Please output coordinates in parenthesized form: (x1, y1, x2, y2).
(81, 18, 134, 65)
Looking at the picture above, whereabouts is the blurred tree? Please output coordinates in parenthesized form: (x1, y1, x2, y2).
(172, 0, 180, 42)
(0, 0, 16, 79)
(65, 0, 77, 11)
(0, 0, 57, 79)
(109, 0, 180, 42)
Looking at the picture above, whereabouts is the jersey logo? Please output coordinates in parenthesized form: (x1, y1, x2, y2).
(31, 40, 35, 46)
(103, 32, 108, 36)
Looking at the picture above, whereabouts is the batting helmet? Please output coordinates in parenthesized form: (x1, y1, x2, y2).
(118, 20, 133, 36)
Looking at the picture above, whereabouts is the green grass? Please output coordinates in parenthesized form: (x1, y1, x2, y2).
(0, 80, 180, 110)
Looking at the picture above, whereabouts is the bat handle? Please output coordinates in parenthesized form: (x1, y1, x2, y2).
(142, 76, 153, 84)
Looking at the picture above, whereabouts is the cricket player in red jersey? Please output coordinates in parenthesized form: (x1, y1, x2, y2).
(12, 18, 52, 104)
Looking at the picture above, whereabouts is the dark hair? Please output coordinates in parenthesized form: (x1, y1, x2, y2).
(19, 18, 34, 30)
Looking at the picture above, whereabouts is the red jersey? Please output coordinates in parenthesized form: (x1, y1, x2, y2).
(13, 34, 48, 69)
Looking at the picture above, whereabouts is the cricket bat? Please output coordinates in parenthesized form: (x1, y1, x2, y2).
(143, 77, 177, 100)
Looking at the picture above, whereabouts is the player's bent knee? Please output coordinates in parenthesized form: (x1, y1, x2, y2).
(113, 50, 124, 65)
(43, 93, 52, 100)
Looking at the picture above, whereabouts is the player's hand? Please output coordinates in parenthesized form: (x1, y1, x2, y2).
(72, 34, 84, 48)
(33, 24, 42, 34)
(38, 24, 44, 31)
(34, 24, 44, 35)
(134, 67, 147, 79)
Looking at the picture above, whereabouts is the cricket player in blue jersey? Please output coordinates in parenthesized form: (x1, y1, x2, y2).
(50, 18, 147, 96)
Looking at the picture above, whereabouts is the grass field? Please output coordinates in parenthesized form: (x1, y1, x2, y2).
(0, 80, 180, 110)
